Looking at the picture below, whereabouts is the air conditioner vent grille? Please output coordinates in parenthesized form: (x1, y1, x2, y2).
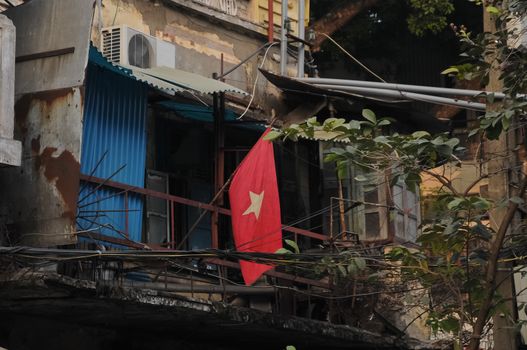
(102, 27, 121, 63)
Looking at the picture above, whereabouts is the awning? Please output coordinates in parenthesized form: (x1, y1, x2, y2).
(260, 69, 449, 132)
(131, 66, 248, 96)
(88, 45, 248, 96)
(155, 101, 265, 131)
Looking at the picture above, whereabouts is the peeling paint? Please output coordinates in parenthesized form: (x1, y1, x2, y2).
(157, 25, 240, 65)
(38, 147, 80, 220)
(0, 88, 83, 247)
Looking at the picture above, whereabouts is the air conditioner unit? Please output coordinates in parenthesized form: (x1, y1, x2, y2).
(101, 25, 176, 69)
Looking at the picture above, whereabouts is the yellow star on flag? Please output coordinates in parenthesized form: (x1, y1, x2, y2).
(242, 191, 265, 220)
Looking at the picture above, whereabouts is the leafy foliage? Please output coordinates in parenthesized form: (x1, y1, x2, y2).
(441, 1, 527, 140)
(268, 105, 523, 347)
(266, 110, 461, 193)
(407, 0, 455, 36)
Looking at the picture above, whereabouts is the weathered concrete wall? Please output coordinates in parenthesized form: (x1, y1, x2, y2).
(0, 15, 22, 166)
(92, 0, 288, 119)
(0, 88, 83, 247)
(0, 0, 95, 247)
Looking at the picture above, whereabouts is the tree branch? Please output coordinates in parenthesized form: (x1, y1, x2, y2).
(468, 175, 527, 350)
(310, 0, 379, 51)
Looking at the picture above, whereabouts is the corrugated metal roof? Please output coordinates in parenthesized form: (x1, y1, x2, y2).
(134, 66, 249, 96)
(79, 63, 147, 243)
(89, 46, 179, 95)
(89, 45, 248, 96)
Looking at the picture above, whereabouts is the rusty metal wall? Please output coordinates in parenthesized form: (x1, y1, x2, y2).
(4, 0, 95, 95)
(78, 64, 148, 243)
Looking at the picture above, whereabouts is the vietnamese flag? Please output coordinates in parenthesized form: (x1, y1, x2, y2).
(229, 128, 282, 285)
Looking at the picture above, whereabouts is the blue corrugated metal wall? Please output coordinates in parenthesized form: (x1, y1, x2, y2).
(78, 63, 148, 243)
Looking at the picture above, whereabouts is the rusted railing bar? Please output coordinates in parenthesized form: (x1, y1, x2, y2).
(284, 226, 327, 241)
(207, 258, 331, 290)
(80, 174, 230, 215)
(80, 174, 328, 242)
(77, 231, 145, 249)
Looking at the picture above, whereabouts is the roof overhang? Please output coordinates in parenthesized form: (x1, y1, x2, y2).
(89, 45, 248, 97)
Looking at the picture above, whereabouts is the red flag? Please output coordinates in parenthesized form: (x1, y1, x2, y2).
(229, 128, 282, 285)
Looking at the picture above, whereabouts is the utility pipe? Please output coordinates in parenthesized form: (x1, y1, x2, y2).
(312, 84, 487, 111)
(115, 281, 277, 295)
(297, 0, 305, 77)
(267, 0, 274, 43)
(280, 0, 288, 75)
(299, 77, 523, 100)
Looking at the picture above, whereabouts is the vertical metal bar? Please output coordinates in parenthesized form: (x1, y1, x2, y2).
(268, 0, 274, 43)
(124, 191, 129, 237)
(297, 0, 305, 77)
(329, 197, 334, 238)
(170, 200, 175, 249)
(212, 72, 225, 250)
(220, 53, 225, 82)
(280, 0, 288, 75)
(337, 179, 347, 238)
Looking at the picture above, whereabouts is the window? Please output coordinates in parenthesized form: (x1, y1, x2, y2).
(320, 143, 421, 243)
(392, 180, 421, 243)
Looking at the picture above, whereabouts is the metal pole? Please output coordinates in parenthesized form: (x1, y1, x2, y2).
(280, 0, 288, 75)
(298, 77, 519, 100)
(311, 84, 487, 111)
(297, 0, 305, 78)
(110, 281, 277, 295)
(268, 0, 274, 43)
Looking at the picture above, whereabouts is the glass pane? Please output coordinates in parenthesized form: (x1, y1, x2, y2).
(392, 185, 404, 208)
(406, 190, 418, 216)
(364, 189, 379, 204)
(407, 218, 418, 242)
(395, 213, 405, 238)
(365, 212, 380, 238)
(147, 214, 167, 244)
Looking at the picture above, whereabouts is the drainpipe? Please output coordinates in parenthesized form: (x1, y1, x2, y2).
(297, 0, 305, 77)
(280, 0, 288, 75)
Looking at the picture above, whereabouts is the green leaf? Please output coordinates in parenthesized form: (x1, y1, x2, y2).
(337, 163, 349, 179)
(263, 130, 281, 141)
(362, 109, 377, 124)
(441, 67, 459, 75)
(285, 239, 300, 254)
(354, 257, 366, 270)
(275, 248, 292, 254)
(486, 6, 500, 14)
(412, 131, 430, 139)
(286, 346, 297, 350)
(307, 117, 318, 126)
(447, 198, 464, 210)
(468, 128, 480, 137)
(349, 120, 362, 130)
(502, 115, 510, 130)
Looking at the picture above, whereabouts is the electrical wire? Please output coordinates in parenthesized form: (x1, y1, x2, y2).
(237, 42, 279, 120)
(317, 32, 387, 83)
(217, 42, 275, 80)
